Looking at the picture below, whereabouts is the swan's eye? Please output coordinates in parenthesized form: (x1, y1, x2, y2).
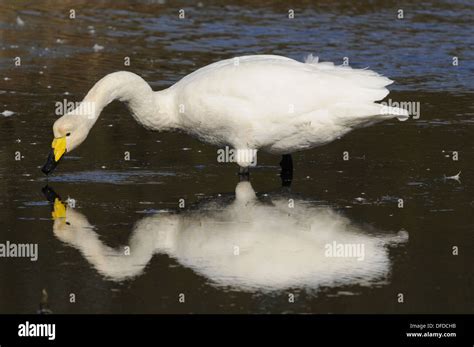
(66, 132, 71, 137)
(66, 221, 71, 225)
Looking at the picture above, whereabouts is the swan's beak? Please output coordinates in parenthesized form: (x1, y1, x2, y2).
(52, 198, 66, 220)
(41, 185, 66, 220)
(42, 137, 66, 175)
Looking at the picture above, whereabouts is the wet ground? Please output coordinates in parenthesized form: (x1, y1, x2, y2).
(0, 0, 473, 313)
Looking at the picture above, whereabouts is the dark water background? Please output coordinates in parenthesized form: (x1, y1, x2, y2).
(0, 0, 473, 313)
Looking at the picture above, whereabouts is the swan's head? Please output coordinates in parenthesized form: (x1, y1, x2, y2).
(42, 114, 90, 174)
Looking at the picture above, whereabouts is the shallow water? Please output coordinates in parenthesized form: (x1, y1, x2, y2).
(0, 0, 473, 313)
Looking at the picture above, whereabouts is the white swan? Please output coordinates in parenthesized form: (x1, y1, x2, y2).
(46, 182, 408, 290)
(42, 55, 408, 174)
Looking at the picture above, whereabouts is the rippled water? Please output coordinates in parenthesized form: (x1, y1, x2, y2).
(0, 0, 472, 313)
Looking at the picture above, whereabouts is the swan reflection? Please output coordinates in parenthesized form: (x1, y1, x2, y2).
(45, 183, 408, 291)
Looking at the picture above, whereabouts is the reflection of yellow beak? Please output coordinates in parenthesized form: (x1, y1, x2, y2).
(52, 137, 67, 162)
(52, 198, 66, 220)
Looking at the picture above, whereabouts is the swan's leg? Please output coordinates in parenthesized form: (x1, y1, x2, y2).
(280, 154, 293, 187)
(238, 166, 250, 182)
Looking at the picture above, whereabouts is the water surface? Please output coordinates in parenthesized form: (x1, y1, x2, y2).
(0, 0, 472, 313)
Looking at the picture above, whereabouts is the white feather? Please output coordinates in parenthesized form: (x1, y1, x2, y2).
(54, 55, 406, 167)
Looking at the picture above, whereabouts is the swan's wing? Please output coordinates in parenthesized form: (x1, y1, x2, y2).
(176, 55, 296, 86)
(176, 55, 395, 117)
(173, 55, 402, 148)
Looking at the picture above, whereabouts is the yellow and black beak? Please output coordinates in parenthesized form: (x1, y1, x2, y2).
(42, 185, 66, 221)
(52, 197, 66, 220)
(42, 137, 66, 175)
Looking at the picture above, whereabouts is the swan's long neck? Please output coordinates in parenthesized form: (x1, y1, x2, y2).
(80, 71, 178, 131)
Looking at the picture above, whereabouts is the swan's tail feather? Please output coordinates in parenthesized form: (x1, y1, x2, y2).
(304, 54, 319, 64)
(332, 102, 410, 129)
(304, 54, 394, 103)
(302, 54, 409, 125)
